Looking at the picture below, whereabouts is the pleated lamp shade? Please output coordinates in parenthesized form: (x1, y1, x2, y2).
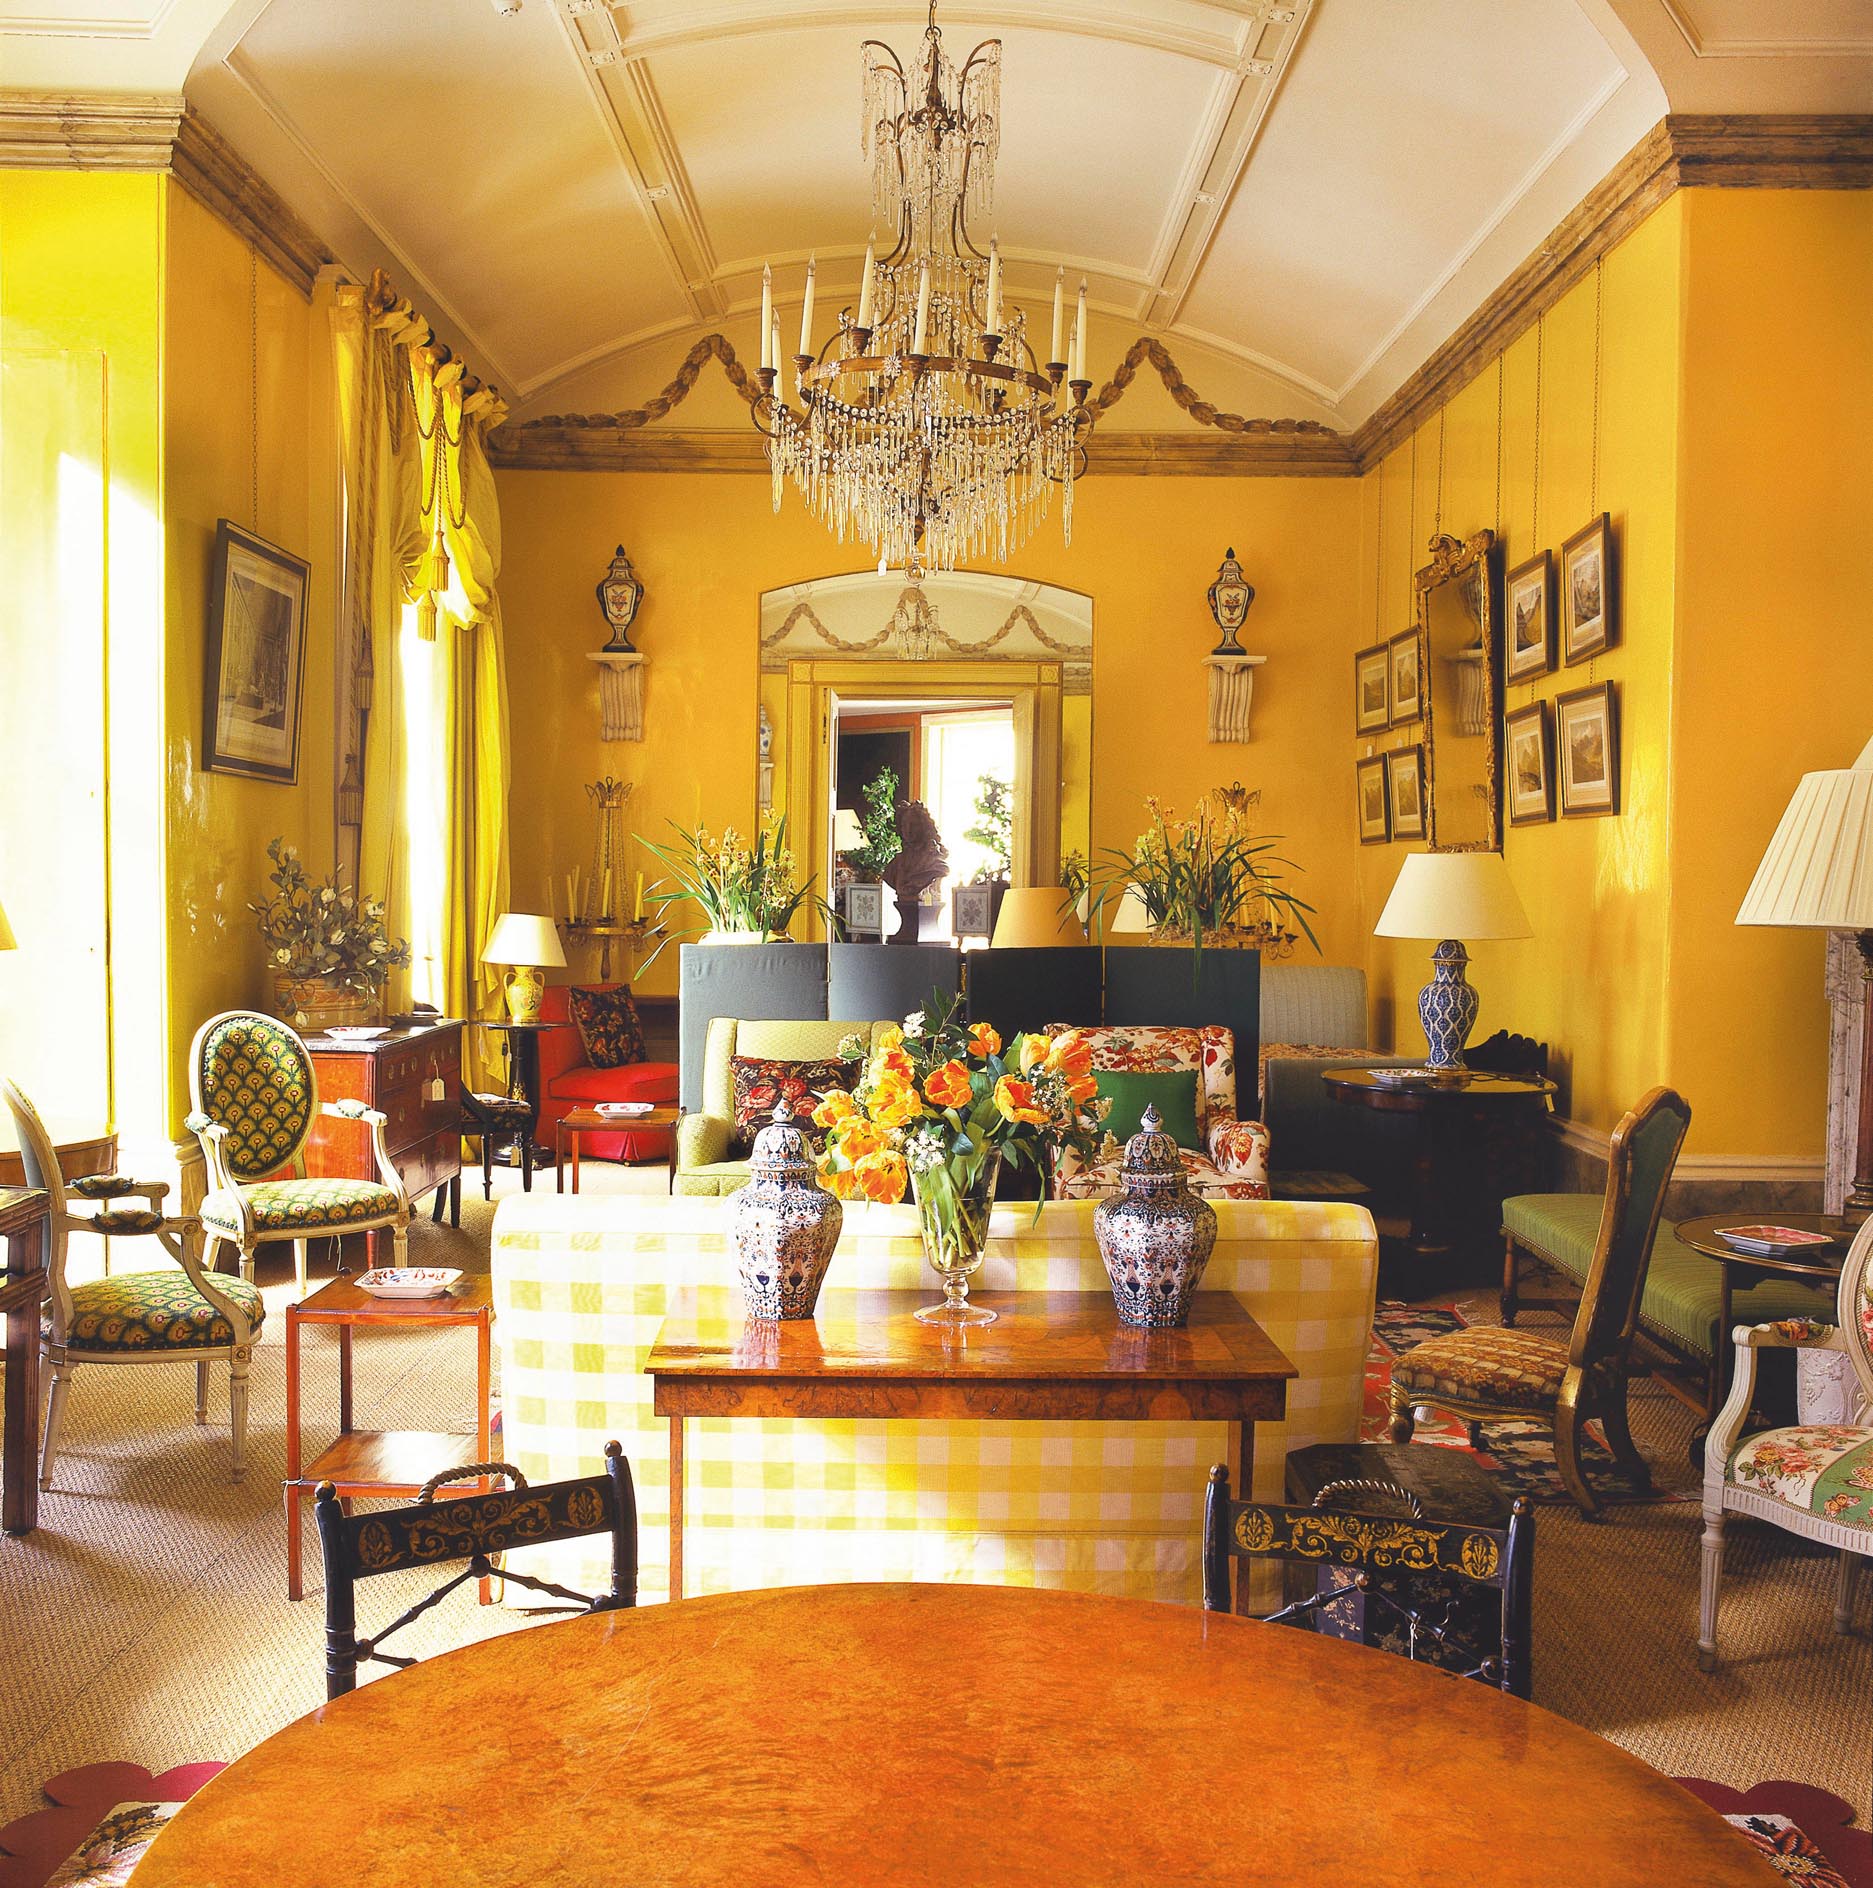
(481, 912, 568, 968)
(1107, 887, 1151, 935)
(1374, 851, 1531, 942)
(832, 807, 865, 853)
(1736, 735, 1873, 930)
(991, 887, 1087, 948)
(0, 897, 14, 952)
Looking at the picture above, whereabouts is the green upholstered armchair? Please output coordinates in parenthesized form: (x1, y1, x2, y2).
(187, 1010, 413, 1298)
(674, 1018, 890, 1197)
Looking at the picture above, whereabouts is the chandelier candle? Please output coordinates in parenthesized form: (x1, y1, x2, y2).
(799, 258, 816, 356)
(760, 264, 773, 368)
(858, 236, 876, 328)
(1050, 266, 1065, 367)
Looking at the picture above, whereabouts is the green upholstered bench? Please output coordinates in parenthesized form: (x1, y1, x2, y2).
(1501, 1193, 1832, 1414)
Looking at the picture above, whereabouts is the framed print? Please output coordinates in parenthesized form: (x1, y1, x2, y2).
(1387, 629, 1423, 726)
(1505, 700, 1555, 826)
(1505, 549, 1556, 682)
(1386, 745, 1426, 841)
(949, 881, 994, 940)
(204, 519, 310, 784)
(845, 881, 887, 937)
(1354, 643, 1390, 735)
(1356, 754, 1390, 845)
(1556, 683, 1619, 816)
(1560, 513, 1616, 665)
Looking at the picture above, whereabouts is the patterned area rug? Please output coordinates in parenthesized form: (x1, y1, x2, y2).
(1363, 1303, 1678, 1506)
(1674, 1779, 1873, 1888)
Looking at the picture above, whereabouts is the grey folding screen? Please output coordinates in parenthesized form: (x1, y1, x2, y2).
(677, 943, 829, 1111)
(826, 943, 962, 1027)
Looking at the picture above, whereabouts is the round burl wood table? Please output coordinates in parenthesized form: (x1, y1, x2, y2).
(133, 1583, 1768, 1888)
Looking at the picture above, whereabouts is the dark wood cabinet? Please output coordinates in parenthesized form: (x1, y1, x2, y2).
(305, 1022, 463, 1226)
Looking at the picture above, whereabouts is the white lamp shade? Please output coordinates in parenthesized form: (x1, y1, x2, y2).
(832, 807, 865, 853)
(0, 897, 13, 952)
(991, 886, 1087, 949)
(1736, 735, 1873, 930)
(1374, 851, 1532, 942)
(1107, 886, 1151, 935)
(481, 912, 567, 968)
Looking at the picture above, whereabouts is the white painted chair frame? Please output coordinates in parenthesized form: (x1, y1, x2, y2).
(185, 1010, 412, 1301)
(1698, 1215, 1873, 1672)
(3, 1078, 257, 1487)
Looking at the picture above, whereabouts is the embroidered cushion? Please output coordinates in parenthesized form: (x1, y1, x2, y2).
(1723, 1811, 1855, 1887)
(1389, 1328, 1568, 1413)
(1728, 1424, 1873, 1526)
(567, 986, 647, 1070)
(729, 1055, 859, 1156)
(195, 1013, 315, 1181)
(56, 1271, 265, 1352)
(88, 1208, 168, 1235)
(198, 1177, 402, 1237)
(47, 1800, 183, 1888)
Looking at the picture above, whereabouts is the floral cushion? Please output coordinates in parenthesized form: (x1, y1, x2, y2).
(730, 1055, 859, 1156)
(56, 1270, 264, 1352)
(198, 1177, 402, 1238)
(566, 985, 647, 1070)
(1208, 1118, 1271, 1177)
(1729, 1424, 1873, 1525)
(1053, 1147, 1269, 1203)
(195, 1013, 314, 1181)
(47, 1801, 181, 1888)
(1048, 1024, 1238, 1135)
(1389, 1328, 1568, 1413)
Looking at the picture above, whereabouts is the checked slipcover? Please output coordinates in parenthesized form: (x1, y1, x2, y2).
(57, 1269, 264, 1352)
(195, 1014, 315, 1181)
(198, 1177, 401, 1237)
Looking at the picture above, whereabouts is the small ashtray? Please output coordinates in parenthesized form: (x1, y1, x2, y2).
(355, 1267, 463, 1299)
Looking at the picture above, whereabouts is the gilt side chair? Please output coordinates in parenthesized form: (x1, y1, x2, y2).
(186, 1010, 412, 1300)
(316, 1441, 639, 1699)
(3, 1077, 262, 1487)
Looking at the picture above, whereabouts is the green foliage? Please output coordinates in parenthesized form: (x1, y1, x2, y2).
(250, 837, 411, 991)
(963, 772, 1013, 878)
(638, 815, 830, 971)
(847, 766, 904, 876)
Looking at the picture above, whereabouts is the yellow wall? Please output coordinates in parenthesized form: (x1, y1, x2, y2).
(495, 470, 1364, 997)
(160, 186, 339, 1129)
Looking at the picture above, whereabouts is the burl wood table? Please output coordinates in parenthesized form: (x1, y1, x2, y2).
(647, 1288, 1296, 1603)
(130, 1583, 1774, 1888)
(0, 1188, 47, 1535)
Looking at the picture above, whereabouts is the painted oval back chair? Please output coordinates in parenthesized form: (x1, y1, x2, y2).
(186, 1010, 412, 1299)
(1387, 1086, 1692, 1518)
(4, 1077, 262, 1486)
(1698, 1214, 1873, 1671)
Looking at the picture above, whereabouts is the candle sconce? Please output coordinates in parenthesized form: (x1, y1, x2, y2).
(562, 776, 660, 980)
(1204, 546, 1266, 744)
(589, 543, 647, 742)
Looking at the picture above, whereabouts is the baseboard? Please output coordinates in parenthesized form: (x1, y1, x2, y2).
(1552, 1116, 1823, 1184)
(1551, 1116, 1824, 1215)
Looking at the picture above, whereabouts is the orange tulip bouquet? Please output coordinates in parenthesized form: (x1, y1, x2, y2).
(815, 997, 1107, 1326)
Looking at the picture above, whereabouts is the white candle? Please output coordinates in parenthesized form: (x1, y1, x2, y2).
(799, 256, 816, 357)
(985, 237, 1001, 334)
(602, 867, 613, 919)
(771, 317, 783, 396)
(1073, 277, 1088, 382)
(1049, 266, 1064, 365)
(565, 872, 576, 920)
(634, 872, 645, 923)
(857, 234, 876, 330)
(912, 259, 931, 355)
(760, 264, 773, 369)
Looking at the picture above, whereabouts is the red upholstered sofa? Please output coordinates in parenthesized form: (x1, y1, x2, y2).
(536, 983, 679, 1165)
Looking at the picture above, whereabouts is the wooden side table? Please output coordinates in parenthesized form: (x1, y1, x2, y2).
(0, 1188, 47, 1535)
(0, 1120, 113, 1190)
(283, 1274, 494, 1600)
(556, 1106, 680, 1193)
(479, 1019, 565, 1165)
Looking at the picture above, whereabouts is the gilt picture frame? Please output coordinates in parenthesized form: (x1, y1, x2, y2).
(1355, 643, 1390, 735)
(1556, 682, 1619, 817)
(1356, 754, 1390, 845)
(203, 520, 310, 785)
(1505, 549, 1556, 682)
(1387, 628, 1423, 727)
(1386, 745, 1426, 841)
(1505, 700, 1555, 826)
(1561, 514, 1616, 665)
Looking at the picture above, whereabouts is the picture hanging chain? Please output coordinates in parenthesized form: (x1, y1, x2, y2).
(1433, 404, 1446, 539)
(1374, 447, 1385, 640)
(249, 246, 260, 532)
(1531, 311, 1544, 552)
(1590, 255, 1603, 517)
(1493, 353, 1504, 543)
(1407, 424, 1418, 623)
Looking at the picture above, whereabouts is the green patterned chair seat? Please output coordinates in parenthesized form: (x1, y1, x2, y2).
(1728, 1423, 1873, 1529)
(55, 1270, 265, 1351)
(1390, 1328, 1568, 1413)
(88, 1207, 168, 1235)
(672, 1159, 752, 1198)
(199, 1177, 401, 1237)
(1504, 1194, 1832, 1361)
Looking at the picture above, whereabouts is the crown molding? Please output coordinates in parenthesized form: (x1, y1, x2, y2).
(0, 90, 334, 297)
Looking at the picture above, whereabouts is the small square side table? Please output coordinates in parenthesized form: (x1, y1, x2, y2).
(556, 1105, 681, 1193)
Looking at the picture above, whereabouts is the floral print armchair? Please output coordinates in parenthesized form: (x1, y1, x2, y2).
(1044, 1024, 1270, 1202)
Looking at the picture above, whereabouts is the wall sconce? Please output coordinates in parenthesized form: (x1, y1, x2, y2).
(1204, 546, 1266, 743)
(588, 543, 647, 742)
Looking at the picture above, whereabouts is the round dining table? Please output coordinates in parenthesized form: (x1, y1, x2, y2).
(133, 1583, 1767, 1887)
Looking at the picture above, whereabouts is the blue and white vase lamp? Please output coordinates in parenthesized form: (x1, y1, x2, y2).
(1373, 852, 1532, 1073)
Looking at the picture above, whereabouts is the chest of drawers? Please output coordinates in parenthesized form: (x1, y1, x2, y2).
(304, 1021, 463, 1224)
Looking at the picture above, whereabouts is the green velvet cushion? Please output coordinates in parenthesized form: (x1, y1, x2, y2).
(199, 1176, 401, 1237)
(1095, 1069, 1202, 1151)
(58, 1269, 264, 1351)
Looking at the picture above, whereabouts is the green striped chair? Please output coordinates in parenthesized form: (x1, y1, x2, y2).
(187, 1011, 412, 1299)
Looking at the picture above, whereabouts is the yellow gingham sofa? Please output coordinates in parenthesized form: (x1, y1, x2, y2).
(490, 1194, 1379, 1605)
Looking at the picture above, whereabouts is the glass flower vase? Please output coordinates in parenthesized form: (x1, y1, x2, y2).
(911, 1152, 1002, 1326)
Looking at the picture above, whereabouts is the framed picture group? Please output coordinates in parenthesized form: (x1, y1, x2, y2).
(1353, 628, 1424, 736)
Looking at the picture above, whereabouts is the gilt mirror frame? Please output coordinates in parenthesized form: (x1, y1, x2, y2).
(1413, 528, 1503, 852)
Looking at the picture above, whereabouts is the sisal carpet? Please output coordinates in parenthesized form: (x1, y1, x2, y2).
(1, 1177, 1869, 1829)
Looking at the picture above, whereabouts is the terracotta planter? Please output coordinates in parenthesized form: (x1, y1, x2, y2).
(270, 973, 379, 1032)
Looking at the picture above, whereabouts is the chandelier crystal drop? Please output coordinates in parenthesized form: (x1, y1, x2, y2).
(753, 0, 1092, 576)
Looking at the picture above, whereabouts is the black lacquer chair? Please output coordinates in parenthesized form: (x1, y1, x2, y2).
(316, 1440, 638, 1698)
(1202, 1462, 1534, 1697)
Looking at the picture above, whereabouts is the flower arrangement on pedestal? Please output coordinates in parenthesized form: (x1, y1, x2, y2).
(640, 813, 830, 966)
(251, 837, 412, 1029)
(814, 998, 1107, 1325)
(1091, 785, 1318, 959)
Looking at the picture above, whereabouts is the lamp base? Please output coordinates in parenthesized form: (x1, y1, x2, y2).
(1418, 939, 1479, 1073)
(503, 964, 545, 1025)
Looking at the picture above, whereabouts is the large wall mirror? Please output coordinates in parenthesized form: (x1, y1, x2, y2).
(759, 572, 1092, 940)
(1415, 530, 1502, 851)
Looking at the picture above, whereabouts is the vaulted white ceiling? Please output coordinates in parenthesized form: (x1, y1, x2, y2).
(6, 0, 1870, 426)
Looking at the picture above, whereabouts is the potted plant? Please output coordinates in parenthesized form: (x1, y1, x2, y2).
(846, 766, 904, 882)
(251, 837, 412, 1030)
(964, 770, 1014, 934)
(640, 814, 829, 965)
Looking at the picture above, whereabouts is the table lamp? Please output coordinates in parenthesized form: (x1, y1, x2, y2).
(481, 912, 567, 1024)
(832, 807, 865, 856)
(990, 886, 1088, 948)
(1107, 887, 1151, 937)
(1736, 732, 1873, 1217)
(1374, 851, 1532, 1072)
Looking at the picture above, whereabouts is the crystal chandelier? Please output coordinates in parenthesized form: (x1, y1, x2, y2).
(889, 569, 942, 659)
(752, 1, 1093, 574)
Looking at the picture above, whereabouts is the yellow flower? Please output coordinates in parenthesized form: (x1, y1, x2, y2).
(924, 1060, 973, 1109)
(967, 1023, 1001, 1059)
(1017, 1035, 1049, 1074)
(813, 1088, 858, 1130)
(871, 1080, 925, 1130)
(853, 1151, 908, 1203)
(993, 1075, 1049, 1127)
(876, 1023, 904, 1054)
(831, 1118, 885, 1163)
(816, 1157, 861, 1201)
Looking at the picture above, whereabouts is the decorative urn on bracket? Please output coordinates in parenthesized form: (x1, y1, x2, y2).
(1203, 547, 1266, 744)
(1093, 1104, 1218, 1328)
(732, 1100, 843, 1320)
(588, 543, 648, 741)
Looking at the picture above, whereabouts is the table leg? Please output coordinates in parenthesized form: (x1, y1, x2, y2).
(338, 1324, 354, 1436)
(1234, 1420, 1256, 1617)
(669, 1416, 685, 1601)
(285, 1304, 303, 1599)
(477, 1309, 493, 1606)
(572, 1129, 582, 1196)
(556, 1122, 564, 1195)
(2, 1219, 43, 1536)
